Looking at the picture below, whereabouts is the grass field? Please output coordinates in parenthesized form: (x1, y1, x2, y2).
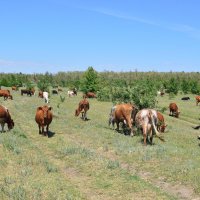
(0, 88, 200, 200)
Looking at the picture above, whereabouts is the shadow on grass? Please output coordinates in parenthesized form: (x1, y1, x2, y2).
(48, 131, 55, 138)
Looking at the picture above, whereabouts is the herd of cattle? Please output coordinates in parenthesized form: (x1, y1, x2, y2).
(0, 87, 200, 145)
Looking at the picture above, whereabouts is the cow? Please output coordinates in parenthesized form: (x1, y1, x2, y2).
(21, 89, 32, 96)
(68, 90, 75, 97)
(58, 88, 63, 92)
(181, 97, 190, 100)
(157, 91, 165, 96)
(135, 109, 165, 145)
(84, 92, 97, 98)
(31, 88, 35, 95)
(0, 90, 13, 100)
(75, 98, 89, 120)
(0, 105, 14, 132)
(52, 90, 58, 95)
(157, 111, 167, 133)
(109, 103, 138, 136)
(12, 86, 18, 91)
(35, 105, 53, 136)
(38, 91, 43, 98)
(195, 96, 200, 106)
(43, 92, 49, 103)
(169, 103, 180, 118)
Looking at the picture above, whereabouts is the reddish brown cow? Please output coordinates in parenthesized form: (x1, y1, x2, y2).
(0, 90, 13, 100)
(35, 106, 53, 136)
(38, 91, 43, 98)
(169, 103, 180, 118)
(75, 99, 89, 120)
(157, 111, 167, 133)
(84, 92, 97, 98)
(195, 96, 200, 106)
(110, 103, 138, 136)
(0, 105, 14, 132)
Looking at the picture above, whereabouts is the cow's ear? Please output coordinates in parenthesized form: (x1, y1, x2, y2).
(48, 106, 52, 110)
(37, 107, 43, 111)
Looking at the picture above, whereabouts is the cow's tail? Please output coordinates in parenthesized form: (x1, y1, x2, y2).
(149, 110, 165, 142)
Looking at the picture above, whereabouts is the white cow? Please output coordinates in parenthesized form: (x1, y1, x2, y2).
(68, 90, 75, 97)
(135, 109, 164, 145)
(43, 92, 49, 103)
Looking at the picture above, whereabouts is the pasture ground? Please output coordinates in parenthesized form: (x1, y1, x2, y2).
(0, 88, 200, 200)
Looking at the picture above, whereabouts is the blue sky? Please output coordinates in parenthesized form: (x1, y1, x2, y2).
(0, 0, 200, 73)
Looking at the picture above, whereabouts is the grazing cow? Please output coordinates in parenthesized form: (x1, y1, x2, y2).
(157, 111, 167, 133)
(12, 86, 18, 91)
(135, 109, 165, 145)
(181, 97, 190, 100)
(195, 96, 200, 106)
(58, 88, 63, 92)
(68, 90, 75, 97)
(35, 106, 53, 136)
(38, 91, 43, 98)
(0, 90, 13, 100)
(52, 90, 58, 95)
(169, 103, 180, 118)
(43, 92, 49, 103)
(75, 99, 89, 120)
(84, 92, 97, 98)
(0, 105, 14, 132)
(21, 89, 32, 96)
(109, 103, 138, 136)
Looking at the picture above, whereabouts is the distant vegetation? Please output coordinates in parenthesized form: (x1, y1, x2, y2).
(1, 67, 200, 108)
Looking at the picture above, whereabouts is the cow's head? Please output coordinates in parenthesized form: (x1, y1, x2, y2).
(75, 109, 80, 116)
(160, 124, 167, 133)
(8, 119, 14, 130)
(37, 106, 52, 118)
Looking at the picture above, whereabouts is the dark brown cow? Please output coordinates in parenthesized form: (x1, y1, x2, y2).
(35, 106, 53, 136)
(196, 96, 200, 106)
(169, 103, 180, 118)
(0, 90, 13, 100)
(135, 109, 165, 145)
(0, 105, 14, 132)
(109, 103, 138, 136)
(21, 89, 32, 96)
(157, 111, 167, 133)
(75, 99, 89, 120)
(84, 92, 97, 98)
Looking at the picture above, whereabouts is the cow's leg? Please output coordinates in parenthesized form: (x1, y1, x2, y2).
(38, 125, 42, 134)
(142, 124, 147, 146)
(116, 122, 120, 131)
(84, 111, 87, 120)
(45, 125, 49, 136)
(149, 126, 153, 145)
(0, 123, 5, 132)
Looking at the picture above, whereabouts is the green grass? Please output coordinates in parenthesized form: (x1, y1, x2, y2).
(0, 87, 200, 199)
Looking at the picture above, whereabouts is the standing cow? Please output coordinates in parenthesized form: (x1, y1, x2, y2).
(75, 98, 89, 120)
(35, 106, 53, 136)
(157, 111, 167, 133)
(169, 103, 180, 118)
(196, 96, 200, 106)
(0, 105, 14, 132)
(0, 90, 13, 100)
(135, 109, 165, 145)
(43, 92, 49, 103)
(109, 103, 138, 136)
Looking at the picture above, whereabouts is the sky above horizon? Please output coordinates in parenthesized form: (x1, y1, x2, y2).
(1, 0, 200, 74)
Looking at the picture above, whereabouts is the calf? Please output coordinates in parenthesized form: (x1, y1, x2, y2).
(75, 99, 89, 120)
(157, 111, 167, 133)
(169, 103, 180, 118)
(109, 103, 138, 136)
(0, 105, 14, 132)
(135, 109, 165, 145)
(196, 96, 200, 106)
(35, 106, 53, 136)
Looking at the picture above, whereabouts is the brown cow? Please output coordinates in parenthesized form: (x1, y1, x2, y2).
(35, 106, 53, 136)
(109, 103, 138, 136)
(0, 90, 13, 100)
(38, 91, 43, 98)
(75, 99, 89, 120)
(12, 86, 18, 91)
(169, 103, 180, 118)
(58, 88, 63, 92)
(135, 109, 165, 145)
(0, 105, 14, 132)
(84, 92, 97, 98)
(196, 96, 200, 106)
(157, 111, 167, 133)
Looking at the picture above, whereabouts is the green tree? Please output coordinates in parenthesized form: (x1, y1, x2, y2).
(81, 66, 99, 93)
